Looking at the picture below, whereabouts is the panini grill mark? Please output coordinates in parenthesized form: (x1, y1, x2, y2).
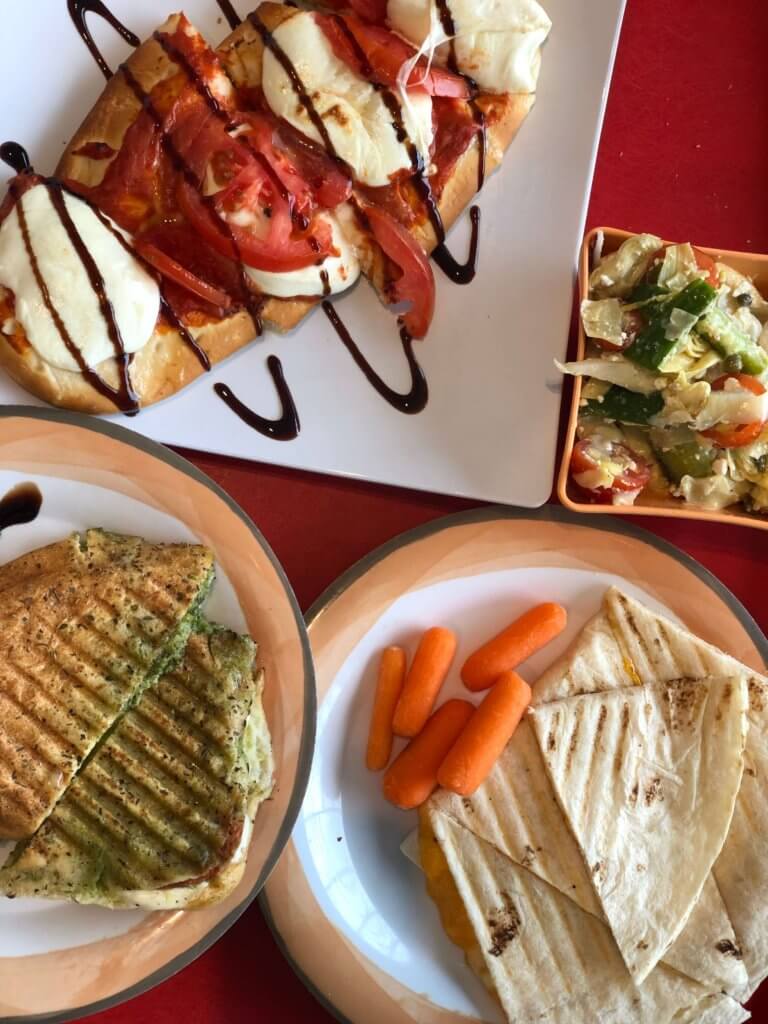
(134, 692, 233, 775)
(71, 762, 223, 874)
(119, 709, 233, 803)
(95, 734, 226, 840)
(0, 686, 81, 760)
(0, 724, 65, 780)
(106, 709, 235, 810)
(151, 662, 242, 735)
(50, 789, 183, 889)
(2, 657, 107, 737)
(12, 652, 119, 718)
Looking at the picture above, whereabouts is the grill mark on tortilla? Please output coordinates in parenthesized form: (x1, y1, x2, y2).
(565, 704, 582, 775)
(715, 939, 743, 959)
(615, 593, 653, 671)
(716, 681, 733, 721)
(748, 677, 766, 714)
(486, 891, 521, 956)
(644, 777, 663, 806)
(614, 701, 630, 776)
(629, 781, 639, 807)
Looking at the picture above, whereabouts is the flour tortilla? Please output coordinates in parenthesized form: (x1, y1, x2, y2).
(532, 587, 768, 998)
(423, 809, 741, 1024)
(428, 717, 749, 995)
(529, 676, 748, 984)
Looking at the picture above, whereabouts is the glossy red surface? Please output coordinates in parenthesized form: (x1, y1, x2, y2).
(82, 1, 768, 1020)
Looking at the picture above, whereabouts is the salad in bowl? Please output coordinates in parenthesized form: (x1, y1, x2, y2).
(561, 230, 768, 514)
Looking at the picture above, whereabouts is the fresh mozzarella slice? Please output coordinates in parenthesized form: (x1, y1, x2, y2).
(244, 211, 360, 299)
(387, 0, 551, 94)
(261, 11, 433, 187)
(0, 184, 159, 373)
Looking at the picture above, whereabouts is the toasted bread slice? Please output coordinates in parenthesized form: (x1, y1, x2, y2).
(0, 530, 214, 839)
(0, 626, 274, 909)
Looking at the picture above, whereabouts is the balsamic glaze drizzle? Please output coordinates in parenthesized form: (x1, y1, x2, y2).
(0, 142, 31, 175)
(435, 0, 487, 193)
(214, 356, 300, 440)
(67, 0, 140, 80)
(249, 11, 347, 171)
(431, 205, 480, 284)
(215, 0, 242, 31)
(322, 301, 427, 415)
(0, 482, 43, 534)
(46, 182, 139, 410)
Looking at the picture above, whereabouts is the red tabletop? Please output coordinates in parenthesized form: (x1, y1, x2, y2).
(80, 1, 768, 1021)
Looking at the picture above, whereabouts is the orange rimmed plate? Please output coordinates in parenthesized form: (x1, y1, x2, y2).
(0, 406, 315, 1023)
(261, 506, 767, 1024)
(558, 226, 768, 531)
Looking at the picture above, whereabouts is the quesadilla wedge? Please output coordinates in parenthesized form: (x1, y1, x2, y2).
(0, 530, 214, 839)
(429, 717, 749, 995)
(529, 677, 748, 984)
(0, 624, 273, 909)
(421, 808, 750, 1024)
(533, 587, 768, 999)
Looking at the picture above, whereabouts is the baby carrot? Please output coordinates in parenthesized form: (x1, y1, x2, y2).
(383, 699, 474, 810)
(366, 646, 407, 772)
(438, 671, 532, 796)
(461, 602, 567, 692)
(393, 627, 457, 738)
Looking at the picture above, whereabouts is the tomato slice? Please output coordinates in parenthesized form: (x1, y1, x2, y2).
(270, 118, 352, 210)
(711, 372, 767, 396)
(570, 439, 651, 503)
(650, 244, 719, 288)
(138, 222, 245, 319)
(322, 0, 388, 21)
(363, 204, 435, 337)
(133, 239, 232, 308)
(700, 373, 767, 448)
(592, 309, 645, 352)
(317, 13, 471, 98)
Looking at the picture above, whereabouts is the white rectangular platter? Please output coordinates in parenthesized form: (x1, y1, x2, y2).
(0, 0, 625, 505)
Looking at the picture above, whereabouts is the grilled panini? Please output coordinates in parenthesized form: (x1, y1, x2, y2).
(0, 530, 214, 839)
(0, 625, 273, 909)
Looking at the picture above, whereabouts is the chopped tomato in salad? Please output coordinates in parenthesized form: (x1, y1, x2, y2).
(700, 374, 767, 449)
(570, 438, 652, 505)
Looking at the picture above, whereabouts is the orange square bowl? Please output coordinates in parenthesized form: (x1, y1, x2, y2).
(558, 227, 768, 532)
